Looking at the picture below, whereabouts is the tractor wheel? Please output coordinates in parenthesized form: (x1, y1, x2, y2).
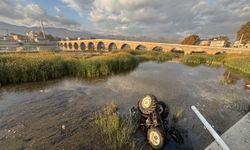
(138, 94, 157, 115)
(147, 127, 165, 149)
(157, 101, 169, 119)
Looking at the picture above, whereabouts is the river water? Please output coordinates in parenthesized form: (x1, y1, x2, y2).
(0, 61, 249, 150)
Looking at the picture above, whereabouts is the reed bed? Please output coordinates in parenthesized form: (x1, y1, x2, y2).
(0, 51, 250, 85)
(182, 53, 250, 77)
(224, 55, 250, 76)
(127, 50, 176, 62)
(0, 52, 139, 85)
(182, 54, 225, 66)
(94, 102, 135, 150)
(0, 51, 176, 85)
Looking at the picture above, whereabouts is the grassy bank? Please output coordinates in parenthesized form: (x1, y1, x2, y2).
(182, 53, 250, 77)
(224, 55, 250, 76)
(127, 50, 176, 62)
(0, 51, 250, 85)
(94, 102, 135, 150)
(0, 52, 140, 85)
(0, 51, 177, 85)
(182, 54, 225, 66)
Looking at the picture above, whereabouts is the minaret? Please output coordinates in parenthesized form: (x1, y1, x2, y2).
(40, 18, 46, 40)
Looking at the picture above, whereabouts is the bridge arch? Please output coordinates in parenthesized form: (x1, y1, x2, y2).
(60, 43, 63, 47)
(64, 43, 67, 48)
(135, 45, 147, 50)
(69, 43, 73, 49)
(97, 41, 105, 51)
(152, 46, 163, 52)
(171, 48, 184, 54)
(108, 43, 117, 51)
(74, 42, 79, 50)
(121, 44, 131, 50)
(213, 51, 225, 55)
(190, 51, 206, 55)
(80, 42, 86, 51)
(88, 42, 95, 51)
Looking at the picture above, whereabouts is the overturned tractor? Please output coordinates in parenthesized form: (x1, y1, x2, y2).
(130, 94, 169, 149)
(130, 94, 183, 149)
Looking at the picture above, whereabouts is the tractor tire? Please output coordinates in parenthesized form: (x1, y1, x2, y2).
(147, 127, 165, 149)
(138, 94, 158, 115)
(157, 101, 169, 119)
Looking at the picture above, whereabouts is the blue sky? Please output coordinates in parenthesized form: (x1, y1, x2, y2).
(0, 0, 249, 40)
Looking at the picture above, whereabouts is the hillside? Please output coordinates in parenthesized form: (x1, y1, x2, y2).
(0, 21, 96, 39)
(0, 21, 176, 43)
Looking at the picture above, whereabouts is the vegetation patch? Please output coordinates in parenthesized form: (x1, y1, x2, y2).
(0, 51, 177, 85)
(127, 50, 176, 62)
(181, 53, 250, 77)
(182, 54, 225, 66)
(94, 102, 136, 150)
(224, 55, 250, 76)
(0, 51, 250, 85)
(0, 52, 140, 85)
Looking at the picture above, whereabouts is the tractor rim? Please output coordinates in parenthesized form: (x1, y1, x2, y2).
(149, 131, 161, 146)
(142, 96, 152, 109)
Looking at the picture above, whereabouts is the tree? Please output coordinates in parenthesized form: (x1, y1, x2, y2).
(236, 21, 250, 44)
(181, 34, 200, 45)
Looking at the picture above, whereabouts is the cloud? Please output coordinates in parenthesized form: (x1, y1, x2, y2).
(0, 0, 81, 29)
(1, 0, 250, 40)
(86, 0, 249, 40)
(54, 6, 61, 13)
(61, 0, 92, 17)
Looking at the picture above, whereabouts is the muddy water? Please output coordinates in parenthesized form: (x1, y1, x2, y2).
(0, 61, 249, 150)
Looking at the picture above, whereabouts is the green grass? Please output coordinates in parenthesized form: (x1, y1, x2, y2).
(0, 52, 140, 85)
(127, 50, 176, 62)
(0, 50, 176, 85)
(94, 102, 135, 150)
(182, 53, 225, 66)
(0, 51, 250, 85)
(181, 53, 250, 77)
(224, 55, 250, 76)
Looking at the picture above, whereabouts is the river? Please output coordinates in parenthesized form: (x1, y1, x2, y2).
(0, 61, 249, 150)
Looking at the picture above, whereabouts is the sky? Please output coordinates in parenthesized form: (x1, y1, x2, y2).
(0, 0, 249, 41)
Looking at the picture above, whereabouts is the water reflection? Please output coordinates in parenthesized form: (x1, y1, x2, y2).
(221, 70, 250, 90)
(223, 71, 240, 85)
(0, 61, 249, 150)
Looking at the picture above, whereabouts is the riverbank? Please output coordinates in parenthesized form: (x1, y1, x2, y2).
(0, 51, 175, 85)
(182, 53, 250, 77)
(0, 51, 250, 86)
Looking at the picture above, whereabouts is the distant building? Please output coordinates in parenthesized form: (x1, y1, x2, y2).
(10, 33, 26, 42)
(233, 41, 244, 48)
(233, 40, 250, 48)
(210, 39, 229, 47)
(245, 42, 250, 48)
(3, 35, 14, 41)
(26, 31, 35, 40)
(26, 31, 45, 42)
(199, 40, 211, 46)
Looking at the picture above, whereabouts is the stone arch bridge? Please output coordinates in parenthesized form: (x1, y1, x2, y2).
(58, 39, 250, 55)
